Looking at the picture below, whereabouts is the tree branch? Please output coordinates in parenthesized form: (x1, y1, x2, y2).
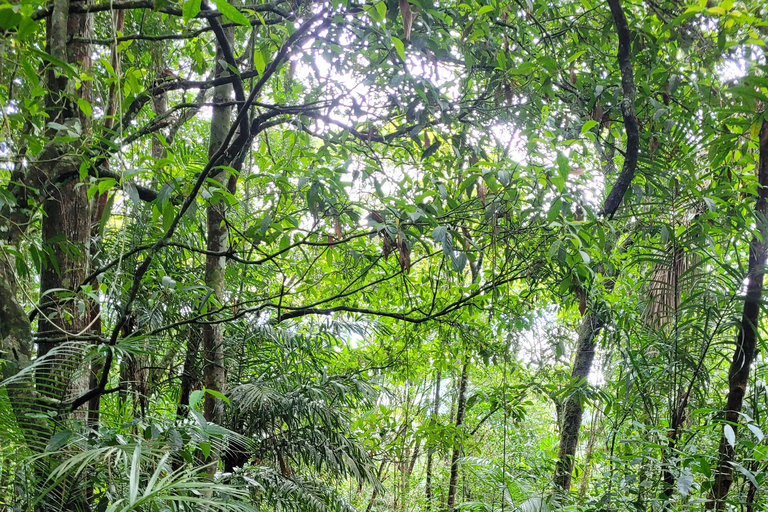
(600, 0, 640, 219)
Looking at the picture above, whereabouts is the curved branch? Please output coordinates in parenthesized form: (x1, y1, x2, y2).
(600, 0, 639, 219)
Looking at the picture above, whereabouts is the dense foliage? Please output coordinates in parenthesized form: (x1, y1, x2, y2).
(1, 0, 768, 510)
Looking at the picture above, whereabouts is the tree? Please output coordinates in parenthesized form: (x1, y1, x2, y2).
(3, 0, 768, 510)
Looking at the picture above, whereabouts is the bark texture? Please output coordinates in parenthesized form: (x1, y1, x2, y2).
(707, 120, 768, 510)
(36, 0, 93, 416)
(601, 0, 639, 219)
(553, 314, 604, 493)
(202, 25, 235, 427)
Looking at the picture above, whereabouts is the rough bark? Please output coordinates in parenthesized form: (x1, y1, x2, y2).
(707, 120, 768, 510)
(36, 0, 94, 418)
(447, 361, 469, 512)
(0, 275, 46, 450)
(425, 368, 441, 512)
(202, 25, 234, 430)
(553, 314, 604, 494)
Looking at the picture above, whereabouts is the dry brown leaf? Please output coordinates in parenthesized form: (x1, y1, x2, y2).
(400, 0, 414, 41)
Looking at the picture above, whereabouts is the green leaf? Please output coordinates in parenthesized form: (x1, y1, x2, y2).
(129, 443, 141, 504)
(391, 36, 406, 61)
(677, 473, 693, 496)
(205, 388, 231, 405)
(182, 0, 202, 21)
(451, 251, 467, 273)
(747, 423, 764, 442)
(200, 441, 211, 459)
(581, 120, 598, 133)
(547, 198, 562, 222)
(77, 98, 92, 117)
(421, 141, 441, 160)
(432, 225, 448, 243)
(162, 202, 175, 231)
(254, 48, 266, 75)
(189, 389, 205, 409)
(212, 0, 250, 26)
(46, 430, 71, 451)
(734, 463, 758, 489)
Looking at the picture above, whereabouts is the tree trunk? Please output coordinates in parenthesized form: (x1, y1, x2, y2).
(202, 23, 234, 430)
(177, 326, 203, 418)
(447, 360, 469, 512)
(425, 368, 441, 512)
(553, 314, 603, 495)
(36, 0, 93, 418)
(707, 119, 768, 510)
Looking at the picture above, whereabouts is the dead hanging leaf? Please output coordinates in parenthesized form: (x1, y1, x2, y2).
(574, 203, 584, 222)
(287, 59, 296, 81)
(382, 234, 393, 261)
(369, 210, 384, 224)
(400, 0, 414, 41)
(333, 216, 342, 239)
(494, 86, 504, 107)
(461, 227, 471, 251)
(477, 180, 487, 206)
(569, 66, 577, 85)
(663, 79, 671, 106)
(461, 21, 474, 40)
(592, 101, 603, 124)
(601, 109, 611, 131)
(504, 82, 513, 104)
(578, 288, 587, 316)
(423, 131, 430, 149)
(396, 233, 411, 273)
(650, 136, 660, 161)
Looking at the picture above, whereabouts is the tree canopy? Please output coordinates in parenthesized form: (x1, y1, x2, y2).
(1, 0, 768, 510)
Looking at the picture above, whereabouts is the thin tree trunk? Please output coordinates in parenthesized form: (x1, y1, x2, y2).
(178, 326, 203, 417)
(366, 461, 388, 512)
(552, 0, 638, 496)
(202, 21, 234, 441)
(553, 314, 603, 494)
(447, 360, 469, 512)
(86, 191, 110, 428)
(707, 119, 768, 510)
(578, 403, 601, 499)
(425, 368, 441, 512)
